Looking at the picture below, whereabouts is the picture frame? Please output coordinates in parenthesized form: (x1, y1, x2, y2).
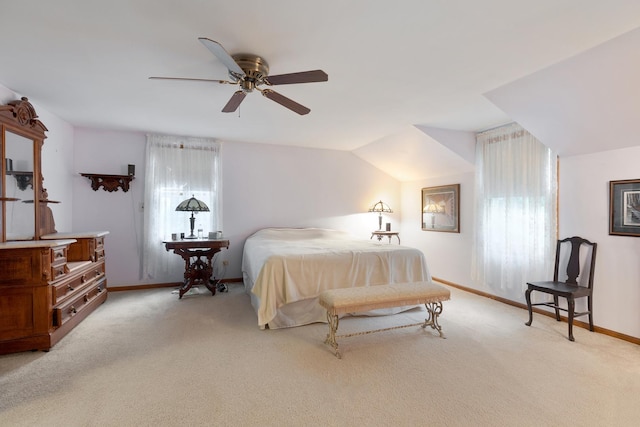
(609, 179, 640, 237)
(421, 184, 460, 233)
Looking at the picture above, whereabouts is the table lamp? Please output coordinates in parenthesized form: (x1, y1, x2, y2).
(175, 195, 209, 239)
(368, 200, 392, 230)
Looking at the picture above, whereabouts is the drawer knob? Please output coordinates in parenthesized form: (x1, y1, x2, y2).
(69, 306, 77, 315)
(68, 285, 74, 291)
(81, 275, 87, 283)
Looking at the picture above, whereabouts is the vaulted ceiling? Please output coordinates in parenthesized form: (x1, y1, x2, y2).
(1, 1, 640, 181)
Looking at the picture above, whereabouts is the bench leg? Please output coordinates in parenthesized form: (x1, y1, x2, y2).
(324, 311, 342, 359)
(422, 301, 445, 338)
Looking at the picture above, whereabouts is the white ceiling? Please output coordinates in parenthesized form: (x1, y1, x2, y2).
(1, 1, 640, 180)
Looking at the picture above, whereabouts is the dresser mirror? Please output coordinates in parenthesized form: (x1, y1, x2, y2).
(4, 130, 36, 240)
(0, 97, 47, 242)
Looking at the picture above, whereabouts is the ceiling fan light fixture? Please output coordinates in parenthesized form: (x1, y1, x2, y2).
(152, 38, 328, 115)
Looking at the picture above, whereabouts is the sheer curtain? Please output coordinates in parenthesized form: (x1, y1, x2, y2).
(473, 123, 557, 302)
(142, 134, 222, 281)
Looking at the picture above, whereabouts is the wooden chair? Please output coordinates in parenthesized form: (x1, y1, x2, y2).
(525, 236, 597, 341)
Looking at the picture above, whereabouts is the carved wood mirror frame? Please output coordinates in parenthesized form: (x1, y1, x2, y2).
(0, 97, 48, 242)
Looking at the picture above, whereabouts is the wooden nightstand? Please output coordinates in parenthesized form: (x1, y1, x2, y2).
(163, 239, 229, 298)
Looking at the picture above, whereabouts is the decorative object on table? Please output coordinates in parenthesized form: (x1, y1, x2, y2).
(609, 179, 640, 237)
(368, 200, 392, 230)
(421, 184, 460, 233)
(175, 195, 210, 239)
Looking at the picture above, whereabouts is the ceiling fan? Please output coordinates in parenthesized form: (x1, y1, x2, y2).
(149, 38, 328, 115)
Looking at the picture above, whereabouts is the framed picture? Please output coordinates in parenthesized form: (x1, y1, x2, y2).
(421, 184, 460, 233)
(610, 179, 640, 237)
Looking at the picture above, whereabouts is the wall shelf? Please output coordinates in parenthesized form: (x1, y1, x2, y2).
(80, 173, 134, 193)
(6, 170, 33, 191)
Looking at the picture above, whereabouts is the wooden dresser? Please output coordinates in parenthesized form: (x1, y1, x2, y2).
(0, 232, 108, 354)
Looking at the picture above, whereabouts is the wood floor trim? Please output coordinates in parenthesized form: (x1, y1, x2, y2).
(108, 277, 243, 292)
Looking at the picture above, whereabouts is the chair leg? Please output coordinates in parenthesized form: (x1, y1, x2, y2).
(587, 295, 594, 332)
(525, 288, 533, 326)
(553, 295, 561, 321)
(567, 296, 575, 342)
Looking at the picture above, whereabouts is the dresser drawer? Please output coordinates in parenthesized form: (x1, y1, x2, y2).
(51, 246, 67, 265)
(53, 278, 106, 327)
(95, 236, 104, 250)
(52, 262, 105, 305)
(51, 264, 67, 282)
(49, 246, 68, 282)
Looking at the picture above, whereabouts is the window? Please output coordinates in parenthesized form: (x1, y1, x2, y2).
(142, 134, 221, 280)
(473, 123, 557, 301)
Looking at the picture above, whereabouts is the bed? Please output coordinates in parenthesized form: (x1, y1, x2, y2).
(242, 228, 431, 329)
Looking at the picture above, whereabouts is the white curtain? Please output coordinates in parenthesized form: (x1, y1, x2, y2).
(473, 123, 557, 302)
(142, 134, 222, 281)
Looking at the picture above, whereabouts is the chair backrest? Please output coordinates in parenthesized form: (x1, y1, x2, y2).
(553, 236, 597, 288)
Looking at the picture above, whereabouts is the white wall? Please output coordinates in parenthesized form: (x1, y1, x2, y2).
(400, 172, 475, 288)
(559, 146, 640, 338)
(72, 128, 147, 287)
(221, 141, 400, 276)
(70, 130, 400, 286)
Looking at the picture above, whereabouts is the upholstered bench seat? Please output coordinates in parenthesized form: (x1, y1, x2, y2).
(319, 281, 450, 358)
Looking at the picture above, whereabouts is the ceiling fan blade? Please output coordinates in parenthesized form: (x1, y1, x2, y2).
(261, 89, 310, 115)
(149, 76, 232, 84)
(198, 38, 245, 79)
(222, 91, 247, 113)
(266, 70, 328, 85)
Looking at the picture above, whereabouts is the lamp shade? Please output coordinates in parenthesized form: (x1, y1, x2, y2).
(368, 200, 392, 214)
(175, 195, 210, 212)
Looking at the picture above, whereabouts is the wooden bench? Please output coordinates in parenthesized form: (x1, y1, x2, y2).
(318, 281, 450, 358)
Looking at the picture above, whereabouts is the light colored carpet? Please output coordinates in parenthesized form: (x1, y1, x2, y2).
(1, 283, 639, 426)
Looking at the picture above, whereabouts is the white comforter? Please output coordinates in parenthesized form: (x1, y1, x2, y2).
(242, 228, 430, 328)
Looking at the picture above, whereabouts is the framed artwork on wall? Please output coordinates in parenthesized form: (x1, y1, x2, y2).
(609, 179, 640, 237)
(421, 184, 460, 233)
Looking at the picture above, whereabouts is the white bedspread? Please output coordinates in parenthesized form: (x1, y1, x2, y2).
(242, 228, 430, 329)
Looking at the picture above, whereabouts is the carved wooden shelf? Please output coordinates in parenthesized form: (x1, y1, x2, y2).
(6, 170, 33, 190)
(80, 173, 134, 193)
